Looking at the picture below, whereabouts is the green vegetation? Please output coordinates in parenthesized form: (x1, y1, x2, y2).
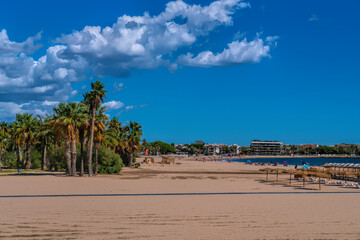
(284, 144, 359, 156)
(0, 80, 142, 176)
(149, 141, 176, 154)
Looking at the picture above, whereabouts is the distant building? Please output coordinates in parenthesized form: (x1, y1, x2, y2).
(300, 144, 319, 148)
(230, 144, 240, 154)
(250, 140, 284, 155)
(205, 144, 220, 155)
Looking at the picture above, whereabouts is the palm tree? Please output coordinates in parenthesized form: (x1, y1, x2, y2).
(0, 122, 9, 171)
(23, 114, 39, 170)
(107, 117, 128, 159)
(53, 102, 88, 176)
(37, 116, 54, 170)
(78, 105, 89, 176)
(94, 107, 108, 175)
(83, 80, 107, 176)
(124, 122, 142, 167)
(52, 103, 72, 174)
(10, 114, 38, 170)
(105, 117, 122, 152)
(10, 116, 27, 169)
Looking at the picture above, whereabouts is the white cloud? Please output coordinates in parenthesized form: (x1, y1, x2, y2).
(178, 38, 270, 67)
(1, 0, 251, 103)
(0, 29, 41, 55)
(0, 0, 274, 121)
(56, 0, 250, 78)
(265, 35, 279, 42)
(42, 100, 59, 106)
(113, 82, 125, 92)
(265, 35, 279, 47)
(103, 100, 125, 110)
(125, 105, 135, 111)
(0, 101, 55, 120)
(233, 31, 246, 41)
(0, 35, 87, 102)
(309, 14, 319, 22)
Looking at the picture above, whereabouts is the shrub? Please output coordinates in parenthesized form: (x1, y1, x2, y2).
(30, 148, 42, 169)
(1, 151, 18, 169)
(48, 146, 67, 171)
(97, 146, 123, 174)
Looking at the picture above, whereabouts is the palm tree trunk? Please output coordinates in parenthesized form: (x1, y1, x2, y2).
(25, 142, 31, 170)
(42, 143, 47, 170)
(128, 152, 133, 167)
(65, 136, 71, 175)
(17, 145, 22, 169)
(80, 139, 84, 176)
(71, 137, 77, 176)
(87, 106, 96, 177)
(0, 148, 2, 171)
(95, 148, 98, 176)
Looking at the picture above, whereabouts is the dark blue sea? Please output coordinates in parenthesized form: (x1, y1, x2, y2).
(226, 157, 360, 166)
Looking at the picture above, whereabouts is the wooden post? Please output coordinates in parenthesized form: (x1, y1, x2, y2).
(319, 177, 321, 190)
(303, 177, 305, 188)
(289, 173, 292, 185)
(266, 170, 269, 181)
(276, 171, 279, 182)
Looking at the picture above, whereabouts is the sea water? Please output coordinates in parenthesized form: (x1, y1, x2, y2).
(228, 157, 360, 166)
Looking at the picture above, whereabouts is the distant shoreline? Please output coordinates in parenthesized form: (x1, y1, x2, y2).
(235, 155, 360, 159)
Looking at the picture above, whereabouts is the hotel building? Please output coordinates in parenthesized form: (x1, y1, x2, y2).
(250, 140, 284, 155)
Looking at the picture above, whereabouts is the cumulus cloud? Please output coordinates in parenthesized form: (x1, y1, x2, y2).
(56, 0, 250, 78)
(0, 29, 41, 55)
(178, 38, 269, 67)
(103, 100, 125, 110)
(1, 0, 253, 103)
(0, 0, 275, 121)
(0, 34, 88, 101)
(0, 101, 56, 120)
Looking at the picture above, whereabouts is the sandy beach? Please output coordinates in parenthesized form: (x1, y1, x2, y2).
(1, 158, 360, 239)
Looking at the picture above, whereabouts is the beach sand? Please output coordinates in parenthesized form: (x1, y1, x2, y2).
(1, 158, 360, 239)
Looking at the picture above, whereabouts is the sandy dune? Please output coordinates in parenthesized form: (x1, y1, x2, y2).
(1, 160, 360, 239)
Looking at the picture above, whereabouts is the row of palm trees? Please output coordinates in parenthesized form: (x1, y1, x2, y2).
(0, 81, 143, 176)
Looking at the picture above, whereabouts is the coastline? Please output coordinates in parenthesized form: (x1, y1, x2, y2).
(235, 155, 360, 159)
(139, 154, 360, 163)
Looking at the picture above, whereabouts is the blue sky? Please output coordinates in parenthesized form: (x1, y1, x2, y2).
(1, 0, 360, 146)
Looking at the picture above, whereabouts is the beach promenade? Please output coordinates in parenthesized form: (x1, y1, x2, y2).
(1, 159, 360, 239)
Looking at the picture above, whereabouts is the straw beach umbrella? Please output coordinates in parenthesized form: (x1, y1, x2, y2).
(273, 168, 286, 182)
(284, 169, 297, 185)
(311, 172, 330, 190)
(294, 170, 309, 188)
(259, 168, 272, 181)
(259, 168, 287, 182)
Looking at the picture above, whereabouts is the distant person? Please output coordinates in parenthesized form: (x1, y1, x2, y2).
(295, 165, 298, 169)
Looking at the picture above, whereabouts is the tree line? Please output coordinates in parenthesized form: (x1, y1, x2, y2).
(0, 81, 143, 176)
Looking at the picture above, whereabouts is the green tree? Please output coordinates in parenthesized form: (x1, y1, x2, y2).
(37, 116, 54, 170)
(0, 122, 9, 171)
(94, 107, 108, 175)
(124, 122, 142, 167)
(53, 102, 88, 176)
(84, 80, 107, 176)
(10, 113, 39, 170)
